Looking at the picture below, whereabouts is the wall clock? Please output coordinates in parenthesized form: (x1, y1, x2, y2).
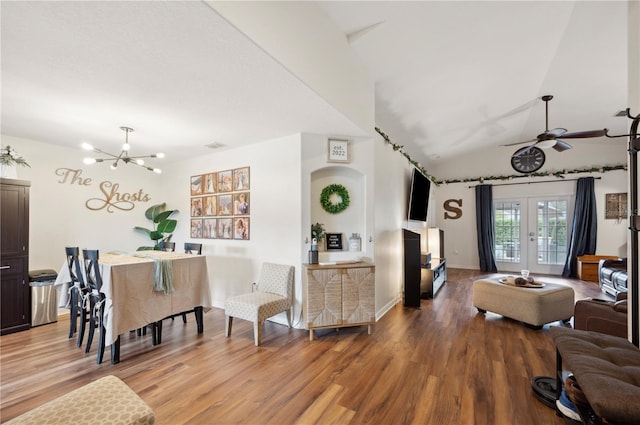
(511, 146, 545, 174)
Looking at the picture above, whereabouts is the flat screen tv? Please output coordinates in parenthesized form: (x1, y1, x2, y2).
(408, 168, 431, 222)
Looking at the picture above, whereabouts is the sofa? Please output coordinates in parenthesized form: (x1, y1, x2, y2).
(574, 292, 628, 339)
(599, 258, 628, 297)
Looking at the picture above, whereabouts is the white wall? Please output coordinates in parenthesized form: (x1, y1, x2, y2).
(373, 135, 413, 316)
(428, 142, 628, 270)
(209, 1, 375, 135)
(6, 133, 305, 327)
(161, 134, 303, 326)
(6, 135, 165, 270)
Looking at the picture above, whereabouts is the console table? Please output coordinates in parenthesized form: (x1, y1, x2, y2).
(421, 258, 446, 298)
(302, 262, 375, 340)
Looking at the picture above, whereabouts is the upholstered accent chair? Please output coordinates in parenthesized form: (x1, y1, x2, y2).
(225, 263, 294, 346)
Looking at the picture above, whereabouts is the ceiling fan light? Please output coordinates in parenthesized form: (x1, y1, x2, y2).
(537, 139, 556, 149)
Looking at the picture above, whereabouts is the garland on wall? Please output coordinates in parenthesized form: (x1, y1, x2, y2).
(374, 126, 627, 185)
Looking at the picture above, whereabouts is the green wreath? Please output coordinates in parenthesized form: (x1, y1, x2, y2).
(320, 184, 350, 214)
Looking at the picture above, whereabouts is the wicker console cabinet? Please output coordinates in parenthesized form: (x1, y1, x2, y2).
(303, 262, 375, 341)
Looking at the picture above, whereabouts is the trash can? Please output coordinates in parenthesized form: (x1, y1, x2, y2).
(29, 269, 58, 326)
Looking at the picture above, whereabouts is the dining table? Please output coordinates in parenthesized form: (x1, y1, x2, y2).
(55, 250, 212, 363)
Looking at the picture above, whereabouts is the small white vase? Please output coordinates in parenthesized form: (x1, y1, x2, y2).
(0, 164, 18, 179)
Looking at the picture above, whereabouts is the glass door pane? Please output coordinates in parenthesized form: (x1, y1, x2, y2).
(494, 201, 521, 264)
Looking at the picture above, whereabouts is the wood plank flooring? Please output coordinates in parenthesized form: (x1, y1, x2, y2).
(0, 268, 607, 424)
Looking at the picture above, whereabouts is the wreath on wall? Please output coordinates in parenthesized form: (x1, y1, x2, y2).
(320, 184, 350, 214)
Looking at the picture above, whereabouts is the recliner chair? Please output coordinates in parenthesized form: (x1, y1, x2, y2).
(574, 292, 628, 339)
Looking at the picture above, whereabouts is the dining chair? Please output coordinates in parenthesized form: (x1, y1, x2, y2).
(165, 242, 203, 325)
(225, 262, 294, 346)
(184, 242, 202, 255)
(158, 241, 176, 252)
(82, 249, 107, 364)
(65, 247, 88, 343)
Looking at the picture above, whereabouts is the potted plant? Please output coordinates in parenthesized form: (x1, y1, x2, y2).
(134, 203, 179, 250)
(311, 222, 325, 247)
(1, 145, 30, 178)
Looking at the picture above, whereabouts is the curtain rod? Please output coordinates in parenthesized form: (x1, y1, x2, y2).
(468, 177, 601, 188)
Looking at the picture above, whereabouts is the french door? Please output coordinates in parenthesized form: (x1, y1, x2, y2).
(494, 196, 572, 275)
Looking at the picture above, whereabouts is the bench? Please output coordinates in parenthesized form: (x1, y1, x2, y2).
(5, 375, 155, 425)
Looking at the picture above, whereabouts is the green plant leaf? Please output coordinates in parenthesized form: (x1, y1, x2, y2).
(158, 219, 177, 234)
(149, 230, 163, 241)
(154, 209, 177, 224)
(145, 203, 166, 221)
(133, 226, 152, 237)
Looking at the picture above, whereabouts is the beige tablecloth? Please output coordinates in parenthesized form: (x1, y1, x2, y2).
(55, 251, 212, 345)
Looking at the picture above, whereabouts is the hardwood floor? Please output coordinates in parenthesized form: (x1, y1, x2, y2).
(0, 269, 607, 424)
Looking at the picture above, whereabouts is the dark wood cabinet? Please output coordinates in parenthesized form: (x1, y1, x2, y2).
(403, 229, 422, 308)
(1, 178, 31, 335)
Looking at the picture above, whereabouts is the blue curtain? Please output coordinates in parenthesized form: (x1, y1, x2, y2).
(562, 177, 597, 277)
(475, 184, 497, 272)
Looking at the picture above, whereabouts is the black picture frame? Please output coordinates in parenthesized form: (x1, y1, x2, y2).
(326, 233, 342, 250)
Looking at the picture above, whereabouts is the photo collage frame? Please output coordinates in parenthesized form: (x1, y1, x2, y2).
(190, 167, 250, 240)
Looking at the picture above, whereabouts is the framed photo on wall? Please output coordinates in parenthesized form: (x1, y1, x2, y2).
(204, 173, 217, 194)
(233, 167, 250, 191)
(203, 218, 217, 239)
(190, 175, 203, 196)
(190, 197, 203, 217)
(233, 192, 250, 215)
(217, 194, 232, 215)
(327, 139, 350, 163)
(204, 195, 217, 216)
(190, 219, 203, 239)
(217, 170, 233, 193)
(233, 217, 250, 240)
(217, 218, 233, 239)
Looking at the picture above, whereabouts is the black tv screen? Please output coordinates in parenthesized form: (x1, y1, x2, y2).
(408, 168, 431, 221)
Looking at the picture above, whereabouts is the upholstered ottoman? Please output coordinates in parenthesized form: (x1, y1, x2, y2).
(5, 375, 155, 425)
(473, 278, 574, 328)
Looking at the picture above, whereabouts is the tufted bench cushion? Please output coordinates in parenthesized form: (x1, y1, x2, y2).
(5, 375, 155, 425)
(473, 278, 575, 327)
(551, 327, 640, 424)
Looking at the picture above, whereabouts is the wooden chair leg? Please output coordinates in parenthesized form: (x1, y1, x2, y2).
(77, 303, 87, 348)
(85, 298, 97, 353)
(96, 302, 106, 364)
(225, 316, 233, 337)
(69, 287, 78, 338)
(194, 306, 204, 333)
(254, 321, 262, 346)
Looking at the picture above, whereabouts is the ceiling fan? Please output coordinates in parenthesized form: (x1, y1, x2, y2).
(504, 95, 607, 174)
(504, 95, 608, 154)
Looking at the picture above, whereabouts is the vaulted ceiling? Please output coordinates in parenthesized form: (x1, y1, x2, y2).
(1, 1, 630, 167)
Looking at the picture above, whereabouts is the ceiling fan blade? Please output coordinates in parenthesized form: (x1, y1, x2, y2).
(552, 140, 572, 152)
(557, 129, 608, 139)
(501, 138, 537, 147)
(546, 128, 567, 138)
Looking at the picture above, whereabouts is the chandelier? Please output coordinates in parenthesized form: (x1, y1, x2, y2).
(81, 126, 164, 173)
